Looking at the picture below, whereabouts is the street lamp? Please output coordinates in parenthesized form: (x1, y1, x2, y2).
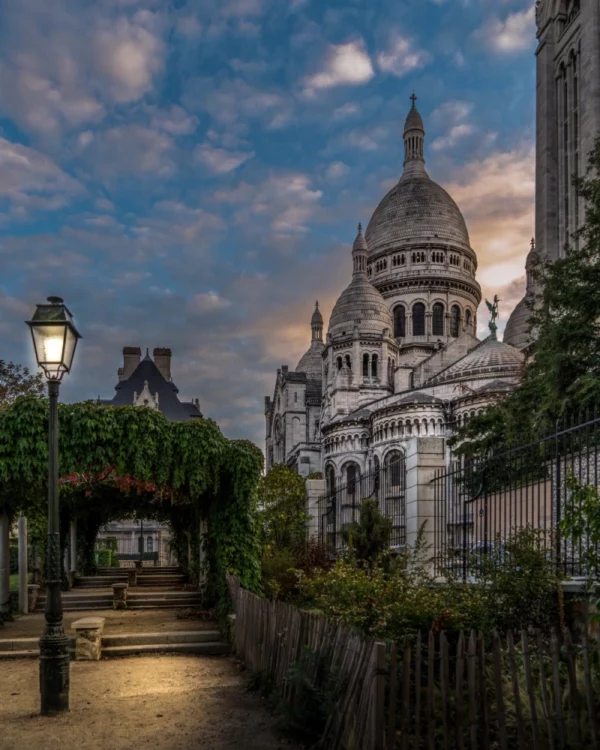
(26, 296, 81, 716)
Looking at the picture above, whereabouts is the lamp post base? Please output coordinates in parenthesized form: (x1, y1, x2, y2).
(39, 633, 70, 715)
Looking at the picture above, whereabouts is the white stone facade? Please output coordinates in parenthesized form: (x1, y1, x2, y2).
(266, 99, 526, 490)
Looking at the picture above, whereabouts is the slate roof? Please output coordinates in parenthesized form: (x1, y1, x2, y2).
(104, 353, 203, 422)
(425, 337, 524, 386)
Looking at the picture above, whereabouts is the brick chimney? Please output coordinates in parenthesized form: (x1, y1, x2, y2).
(119, 347, 141, 381)
(153, 348, 172, 382)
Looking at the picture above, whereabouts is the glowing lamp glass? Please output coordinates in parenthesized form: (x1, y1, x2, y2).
(26, 297, 81, 381)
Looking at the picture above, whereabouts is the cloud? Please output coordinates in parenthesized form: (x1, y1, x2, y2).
(194, 144, 254, 174)
(430, 100, 475, 152)
(214, 173, 323, 234)
(93, 12, 165, 103)
(188, 291, 232, 314)
(150, 105, 199, 136)
(0, 136, 83, 209)
(303, 40, 374, 96)
(443, 144, 535, 286)
(0, 2, 166, 137)
(474, 6, 535, 54)
(376, 32, 432, 77)
(80, 125, 175, 180)
(325, 161, 350, 180)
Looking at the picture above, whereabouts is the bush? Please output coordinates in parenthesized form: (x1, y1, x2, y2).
(262, 541, 334, 601)
(95, 548, 119, 568)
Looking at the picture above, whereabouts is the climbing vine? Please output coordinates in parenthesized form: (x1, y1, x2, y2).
(0, 397, 264, 611)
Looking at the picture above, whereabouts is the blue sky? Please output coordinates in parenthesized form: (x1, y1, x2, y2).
(0, 0, 536, 449)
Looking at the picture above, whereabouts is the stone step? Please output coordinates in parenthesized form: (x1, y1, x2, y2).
(96, 567, 182, 575)
(125, 603, 202, 609)
(0, 637, 76, 660)
(101, 641, 229, 657)
(102, 631, 219, 647)
(127, 592, 201, 600)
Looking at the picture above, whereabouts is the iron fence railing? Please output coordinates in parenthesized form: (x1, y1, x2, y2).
(433, 407, 600, 580)
(318, 455, 406, 551)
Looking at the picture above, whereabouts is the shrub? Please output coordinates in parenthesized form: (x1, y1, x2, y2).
(95, 548, 119, 568)
(341, 497, 392, 569)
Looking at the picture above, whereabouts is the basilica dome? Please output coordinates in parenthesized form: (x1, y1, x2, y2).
(328, 226, 393, 339)
(366, 177, 471, 255)
(296, 301, 325, 377)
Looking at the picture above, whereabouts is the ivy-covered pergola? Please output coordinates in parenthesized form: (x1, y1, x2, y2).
(0, 396, 263, 613)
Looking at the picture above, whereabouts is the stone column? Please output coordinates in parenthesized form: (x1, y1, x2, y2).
(306, 479, 326, 542)
(18, 515, 28, 614)
(70, 519, 77, 574)
(0, 511, 10, 618)
(404, 437, 446, 571)
(112, 583, 127, 610)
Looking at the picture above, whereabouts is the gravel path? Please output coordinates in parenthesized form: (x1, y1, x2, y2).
(0, 656, 291, 750)
(0, 609, 215, 638)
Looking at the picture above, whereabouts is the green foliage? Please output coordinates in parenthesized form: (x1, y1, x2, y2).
(561, 474, 600, 580)
(299, 528, 560, 639)
(258, 464, 308, 550)
(0, 399, 264, 612)
(0, 360, 44, 408)
(475, 527, 561, 633)
(452, 138, 600, 457)
(95, 548, 119, 568)
(341, 497, 392, 569)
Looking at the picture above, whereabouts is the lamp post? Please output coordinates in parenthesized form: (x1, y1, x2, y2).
(26, 296, 81, 716)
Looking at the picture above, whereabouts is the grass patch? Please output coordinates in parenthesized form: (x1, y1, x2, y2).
(9, 573, 32, 591)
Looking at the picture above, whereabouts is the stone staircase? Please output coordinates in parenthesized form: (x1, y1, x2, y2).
(0, 631, 228, 659)
(35, 590, 203, 612)
(74, 566, 186, 589)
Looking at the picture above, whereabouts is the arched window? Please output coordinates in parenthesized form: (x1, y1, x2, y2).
(465, 309, 472, 332)
(345, 354, 352, 369)
(412, 302, 425, 336)
(394, 305, 406, 338)
(373, 455, 380, 497)
(326, 465, 336, 495)
(432, 303, 444, 336)
(147, 536, 153, 553)
(450, 305, 461, 337)
(363, 353, 369, 377)
(337, 356, 343, 371)
(384, 450, 405, 489)
(346, 464, 358, 498)
(371, 354, 378, 378)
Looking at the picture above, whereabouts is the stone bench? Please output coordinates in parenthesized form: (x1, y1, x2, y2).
(71, 617, 106, 661)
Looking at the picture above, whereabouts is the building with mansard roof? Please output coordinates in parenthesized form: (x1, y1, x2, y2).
(265, 98, 525, 488)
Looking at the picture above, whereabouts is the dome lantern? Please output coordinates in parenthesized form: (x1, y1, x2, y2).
(311, 301, 323, 342)
(403, 92, 427, 179)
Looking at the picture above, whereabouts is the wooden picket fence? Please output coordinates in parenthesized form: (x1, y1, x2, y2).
(226, 575, 600, 749)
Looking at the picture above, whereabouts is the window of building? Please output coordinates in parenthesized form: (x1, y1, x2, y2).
(465, 308, 472, 331)
(412, 302, 425, 336)
(384, 450, 405, 488)
(432, 303, 444, 336)
(372, 354, 379, 378)
(363, 353, 369, 377)
(346, 464, 358, 498)
(326, 465, 336, 494)
(345, 354, 352, 369)
(451, 305, 461, 337)
(147, 536, 153, 553)
(337, 356, 343, 371)
(394, 305, 406, 338)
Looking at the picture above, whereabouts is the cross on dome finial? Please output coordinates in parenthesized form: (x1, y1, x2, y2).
(410, 92, 417, 107)
(358, 222, 363, 234)
(530, 237, 536, 252)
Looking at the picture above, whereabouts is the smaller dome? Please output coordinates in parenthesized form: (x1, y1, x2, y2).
(296, 341, 324, 377)
(311, 301, 323, 327)
(503, 297, 533, 350)
(353, 223, 367, 251)
(428, 337, 524, 385)
(404, 97, 424, 134)
(328, 276, 393, 338)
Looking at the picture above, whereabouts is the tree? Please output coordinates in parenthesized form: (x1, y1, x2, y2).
(258, 465, 308, 550)
(341, 498, 392, 569)
(0, 360, 44, 408)
(452, 137, 600, 457)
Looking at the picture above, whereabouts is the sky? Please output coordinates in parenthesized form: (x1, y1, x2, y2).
(0, 0, 537, 450)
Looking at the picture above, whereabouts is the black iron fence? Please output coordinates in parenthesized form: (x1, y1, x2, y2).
(433, 407, 600, 579)
(318, 454, 406, 551)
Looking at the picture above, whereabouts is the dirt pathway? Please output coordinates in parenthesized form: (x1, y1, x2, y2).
(0, 656, 292, 750)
